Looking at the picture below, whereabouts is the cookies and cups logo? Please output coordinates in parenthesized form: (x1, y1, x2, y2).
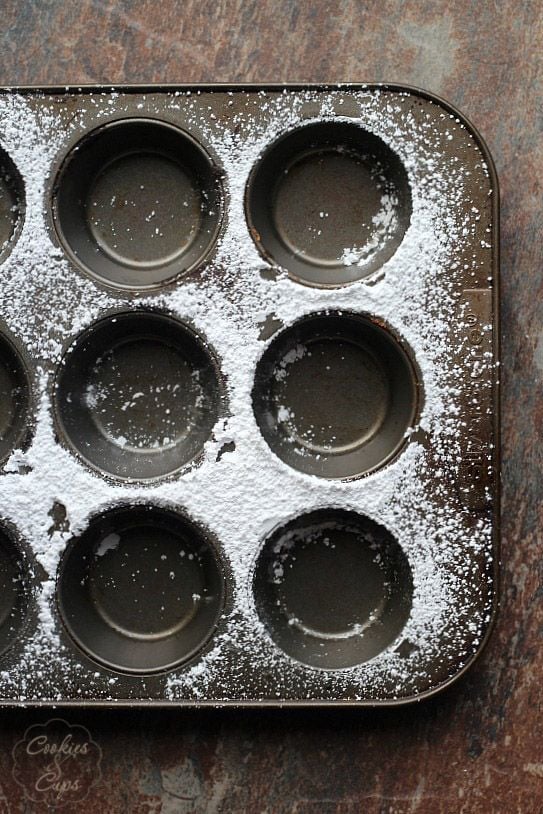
(12, 718, 102, 807)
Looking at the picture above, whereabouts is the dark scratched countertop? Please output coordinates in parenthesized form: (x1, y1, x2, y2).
(0, 1, 541, 812)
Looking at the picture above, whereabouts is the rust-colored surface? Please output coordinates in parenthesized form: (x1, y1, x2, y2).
(0, 1, 540, 811)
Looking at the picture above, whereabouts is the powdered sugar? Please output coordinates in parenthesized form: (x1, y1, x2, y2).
(341, 191, 400, 267)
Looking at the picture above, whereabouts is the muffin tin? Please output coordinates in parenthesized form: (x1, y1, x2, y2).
(0, 85, 499, 705)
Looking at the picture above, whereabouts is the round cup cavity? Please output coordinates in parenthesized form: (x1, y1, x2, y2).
(253, 509, 412, 669)
(0, 331, 32, 465)
(54, 312, 223, 481)
(52, 118, 223, 290)
(252, 312, 419, 479)
(57, 505, 225, 674)
(0, 148, 24, 263)
(246, 121, 411, 286)
(0, 524, 32, 657)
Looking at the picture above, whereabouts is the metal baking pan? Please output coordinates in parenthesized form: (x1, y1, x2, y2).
(0, 84, 499, 706)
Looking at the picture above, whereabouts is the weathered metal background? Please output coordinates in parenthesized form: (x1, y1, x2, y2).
(0, 0, 540, 811)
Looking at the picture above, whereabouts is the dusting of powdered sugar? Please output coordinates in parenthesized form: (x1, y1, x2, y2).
(341, 191, 400, 266)
(0, 87, 496, 704)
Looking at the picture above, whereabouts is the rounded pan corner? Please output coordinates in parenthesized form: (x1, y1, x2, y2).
(374, 82, 499, 197)
(387, 595, 499, 708)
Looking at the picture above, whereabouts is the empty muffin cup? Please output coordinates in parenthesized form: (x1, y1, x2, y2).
(52, 118, 223, 290)
(246, 120, 411, 286)
(252, 312, 419, 478)
(0, 148, 24, 262)
(253, 509, 412, 669)
(54, 312, 223, 481)
(57, 505, 225, 674)
(0, 331, 32, 465)
(0, 524, 31, 657)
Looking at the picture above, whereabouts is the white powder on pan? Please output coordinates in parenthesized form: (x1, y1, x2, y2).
(341, 191, 400, 266)
(0, 87, 496, 703)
